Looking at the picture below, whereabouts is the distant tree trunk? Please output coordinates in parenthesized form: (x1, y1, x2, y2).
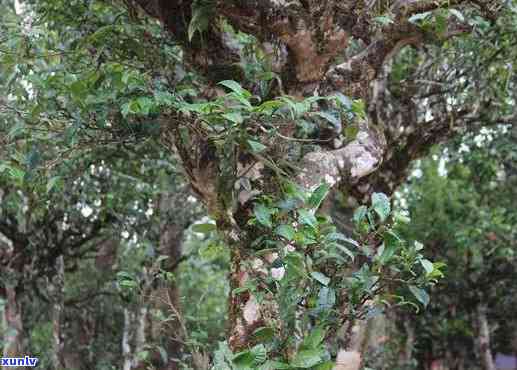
(2, 242, 25, 369)
(2, 285, 24, 361)
(149, 191, 185, 370)
(50, 255, 66, 370)
(123, 297, 151, 370)
(133, 305, 149, 368)
(122, 308, 134, 370)
(476, 303, 496, 370)
(401, 318, 416, 367)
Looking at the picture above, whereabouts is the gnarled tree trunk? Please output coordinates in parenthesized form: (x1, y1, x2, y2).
(128, 0, 507, 367)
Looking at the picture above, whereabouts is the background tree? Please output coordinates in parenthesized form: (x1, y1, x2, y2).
(390, 128, 517, 370)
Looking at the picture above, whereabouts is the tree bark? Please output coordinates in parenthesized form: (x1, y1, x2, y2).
(147, 191, 189, 369)
(134, 305, 149, 368)
(227, 244, 277, 352)
(400, 317, 415, 367)
(476, 303, 496, 370)
(122, 308, 133, 370)
(50, 255, 66, 370)
(2, 286, 24, 359)
(1, 240, 25, 367)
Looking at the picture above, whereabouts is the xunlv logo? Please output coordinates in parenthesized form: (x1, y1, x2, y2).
(1, 356, 39, 367)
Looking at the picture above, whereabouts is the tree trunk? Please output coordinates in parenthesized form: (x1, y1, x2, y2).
(400, 318, 415, 367)
(2, 285, 25, 367)
(133, 305, 149, 369)
(50, 255, 66, 370)
(122, 308, 134, 370)
(337, 318, 368, 370)
(136, 0, 505, 365)
(476, 303, 496, 370)
(148, 191, 188, 369)
(334, 350, 362, 370)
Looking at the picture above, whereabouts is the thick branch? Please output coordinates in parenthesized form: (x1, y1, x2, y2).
(297, 125, 386, 191)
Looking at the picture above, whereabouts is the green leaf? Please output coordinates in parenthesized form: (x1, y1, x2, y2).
(219, 80, 252, 98)
(223, 112, 244, 124)
(7, 121, 25, 139)
(326, 232, 360, 248)
(291, 349, 324, 368)
(408, 12, 432, 23)
(253, 99, 284, 114)
(192, 223, 216, 234)
(259, 361, 291, 370)
(26, 147, 41, 169)
(434, 12, 447, 36)
(254, 204, 273, 228)
(188, 1, 212, 41)
(250, 344, 267, 365)
(136, 96, 154, 115)
(284, 252, 306, 279)
(121, 102, 131, 117)
(229, 92, 253, 109)
(157, 346, 168, 364)
(8, 166, 25, 181)
(345, 125, 359, 140)
(46, 176, 62, 194)
(334, 93, 352, 109)
(351, 100, 366, 118)
(119, 280, 137, 288)
(420, 259, 434, 274)
(233, 345, 267, 368)
(313, 111, 340, 127)
(317, 287, 336, 310)
(70, 80, 87, 99)
(301, 326, 326, 349)
(298, 209, 317, 228)
(247, 140, 267, 153)
(252, 327, 275, 343)
(394, 212, 411, 224)
(449, 8, 465, 22)
(409, 285, 430, 307)
(308, 183, 330, 210)
(291, 350, 322, 368)
(213, 341, 234, 370)
(136, 350, 150, 361)
(371, 192, 390, 222)
(310, 271, 330, 286)
(233, 286, 250, 295)
(378, 242, 397, 264)
(199, 242, 224, 260)
(233, 350, 254, 368)
(336, 244, 355, 260)
(374, 15, 394, 25)
(315, 362, 334, 370)
(275, 224, 296, 241)
(353, 206, 367, 224)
